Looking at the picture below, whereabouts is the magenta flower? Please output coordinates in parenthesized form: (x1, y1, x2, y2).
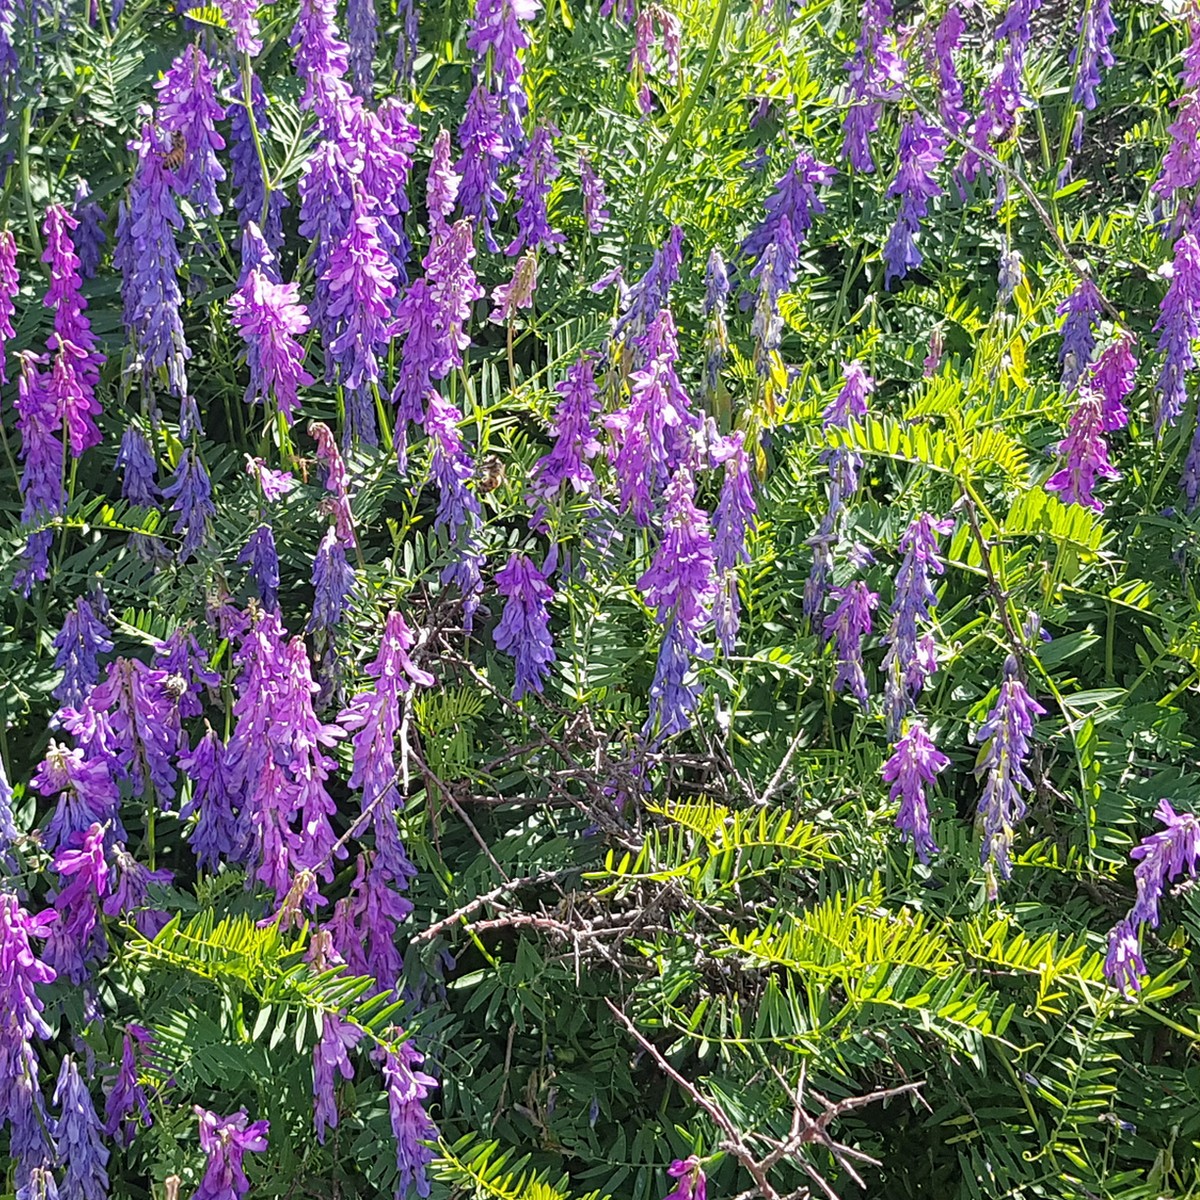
(494, 553, 556, 699)
(663, 1157, 706, 1200)
(46, 822, 110, 984)
(329, 853, 413, 990)
(456, 84, 509, 252)
(156, 44, 226, 216)
(310, 421, 358, 548)
(229, 264, 313, 424)
(194, 1108, 269, 1200)
(33, 741, 121, 851)
(1090, 333, 1136, 431)
(1046, 387, 1120, 512)
(313, 1011, 362, 1143)
(245, 455, 298, 502)
(883, 720, 948, 863)
(1154, 13, 1200, 203)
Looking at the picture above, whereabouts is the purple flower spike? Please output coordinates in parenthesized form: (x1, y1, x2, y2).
(163, 448, 215, 562)
(104, 1030, 153, 1146)
(933, 6, 970, 133)
(1155, 231, 1200, 434)
(467, 0, 541, 147)
(823, 581, 878, 708)
(1105, 801, 1200, 994)
(883, 720, 948, 863)
(0, 228, 18, 384)
(181, 727, 246, 870)
(975, 661, 1045, 885)
(52, 1056, 110, 1200)
(382, 1040, 438, 1199)
(14, 352, 64, 595)
(313, 1010, 361, 1144)
(1090, 333, 1136, 431)
(1071, 0, 1116, 112)
(72, 182, 107, 282)
(580, 153, 609, 233)
(229, 265, 313, 424)
(194, 1108, 269, 1200)
(310, 527, 357, 634)
(841, 0, 904, 173)
(529, 353, 603, 502)
(310, 421, 358, 548)
(883, 112, 946, 288)
(53, 597, 113, 711)
(46, 822, 110, 983)
(506, 123, 563, 256)
(742, 152, 834, 268)
(156, 44, 227, 217)
(1058, 277, 1103, 392)
(347, 0, 377, 97)
(613, 225, 684, 348)
(238, 524, 280, 609)
(1046, 387, 1120, 512)
(230, 73, 287, 253)
(221, 0, 264, 56)
(703, 248, 730, 398)
(712, 432, 757, 653)
(456, 84, 509, 252)
(1155, 15, 1200, 203)
(494, 553, 556, 699)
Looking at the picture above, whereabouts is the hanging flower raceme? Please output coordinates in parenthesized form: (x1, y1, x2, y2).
(605, 308, 699, 526)
(347, 0, 376, 97)
(14, 352, 64, 594)
(1058, 276, 1103, 392)
(882, 513, 950, 736)
(310, 421, 358, 548)
(823, 581, 878, 708)
(230, 73, 287, 254)
(382, 1040, 438, 1200)
(506, 123, 563, 256)
(42, 204, 104, 456)
(529, 353, 603, 505)
(712, 432, 756, 654)
(1091, 332, 1136, 432)
(228, 259, 313, 425)
(1071, 0, 1116, 120)
(0, 227, 17, 384)
(72, 182, 107, 280)
(52, 596, 113, 711)
(702, 249, 729, 400)
(309, 527, 357, 636)
(156, 44, 226, 216)
(639, 467, 717, 740)
(222, 0, 265, 55)
(1104, 801, 1200, 993)
(1155, 230, 1200, 434)
(103, 843, 171, 937)
(329, 852, 413, 991)
(1154, 10, 1200, 207)
(749, 215, 797, 373)
(238, 525, 280, 610)
(456, 84, 509, 252)
(884, 719, 948, 864)
(932, 6, 970, 134)
(395, 0, 419, 83)
(1046, 387, 1120, 512)
(122, 120, 190, 397)
(466, 0, 541, 147)
(975, 653, 1045, 889)
(163, 448, 215, 562)
(53, 1056, 110, 1200)
(612, 224, 684, 349)
(180, 726, 246, 871)
(803, 362, 873, 624)
(104, 1029, 153, 1146)
(841, 0, 905, 173)
(194, 1107, 269, 1200)
(32, 741, 122, 852)
(579, 153, 609, 233)
(742, 151, 834, 275)
(45, 821, 110, 984)
(883, 112, 946, 289)
(291, 0, 352, 129)
(338, 610, 434, 883)
(494, 553, 556, 699)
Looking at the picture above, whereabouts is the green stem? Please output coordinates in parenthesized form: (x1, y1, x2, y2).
(19, 105, 41, 258)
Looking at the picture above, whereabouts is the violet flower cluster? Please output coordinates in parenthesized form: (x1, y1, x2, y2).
(494, 553, 556, 699)
(841, 0, 904, 173)
(883, 112, 946, 288)
(1045, 386, 1120, 512)
(883, 719, 948, 864)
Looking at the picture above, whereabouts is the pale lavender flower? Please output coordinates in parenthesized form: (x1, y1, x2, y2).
(156, 44, 226, 216)
(162, 448, 215, 561)
(494, 554, 555, 698)
(882, 513, 951, 735)
(883, 112, 946, 288)
(1058, 277, 1103, 391)
(1154, 231, 1200, 433)
(245, 455, 297, 502)
(382, 1042, 438, 1199)
(823, 582, 878, 708)
(579, 153, 609, 233)
(228, 268, 313, 424)
(975, 660, 1045, 884)
(221, 0, 264, 56)
(1071, 0, 1116, 112)
(1046, 387, 1120, 512)
(194, 1108, 269, 1200)
(52, 1057, 109, 1200)
(466, 0, 541, 146)
(347, 0, 377, 97)
(883, 720, 948, 863)
(506, 124, 563, 256)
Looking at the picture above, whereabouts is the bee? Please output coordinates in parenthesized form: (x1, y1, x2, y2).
(161, 130, 186, 172)
(475, 453, 506, 494)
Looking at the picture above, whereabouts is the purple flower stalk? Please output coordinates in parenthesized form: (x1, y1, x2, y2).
(932, 6, 970, 133)
(506, 124, 563, 256)
(1155, 15, 1200, 203)
(229, 265, 313, 425)
(742, 152, 834, 269)
(194, 1108, 269, 1200)
(1105, 801, 1200, 993)
(1154, 231, 1200, 434)
(466, 0, 541, 147)
(238, 524, 280, 609)
(579, 153, 609, 233)
(960, 55, 1023, 187)
(162, 448, 215, 561)
(154, 625, 220, 720)
(313, 1006, 362, 1144)
(72, 182, 107, 281)
(347, 0, 377, 97)
(883, 112, 946, 288)
(382, 1041, 438, 1200)
(841, 0, 905, 173)
(32, 742, 121, 852)
(310, 421, 357, 548)
(338, 610, 433, 884)
(221, 0, 264, 56)
(0, 228, 18, 384)
(494, 553, 556, 699)
(1071, 0, 1116, 113)
(46, 822, 110, 984)
(749, 216, 798, 372)
(529, 354, 602, 501)
(456, 84, 509, 252)
(663, 1157, 706, 1200)
(882, 514, 951, 736)
(1090, 333, 1136, 431)
(823, 581, 878, 708)
(103, 843, 171, 936)
(53, 597, 113, 711)
(1046, 387, 1120, 512)
(884, 720, 948, 863)
(703, 248, 729, 398)
(230, 73, 286, 253)
(52, 1057, 110, 1200)
(975, 660, 1046, 885)
(1058, 277, 1103, 392)
(246, 455, 297, 502)
(156, 45, 226, 216)
(310, 527, 357, 634)
(14, 352, 64, 595)
(291, 0, 352, 129)
(395, 0, 418, 82)
(712, 432, 757, 653)
(180, 727, 246, 871)
(613, 225, 684, 348)
(104, 1031, 152, 1146)
(329, 853, 413, 990)
(123, 121, 190, 396)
